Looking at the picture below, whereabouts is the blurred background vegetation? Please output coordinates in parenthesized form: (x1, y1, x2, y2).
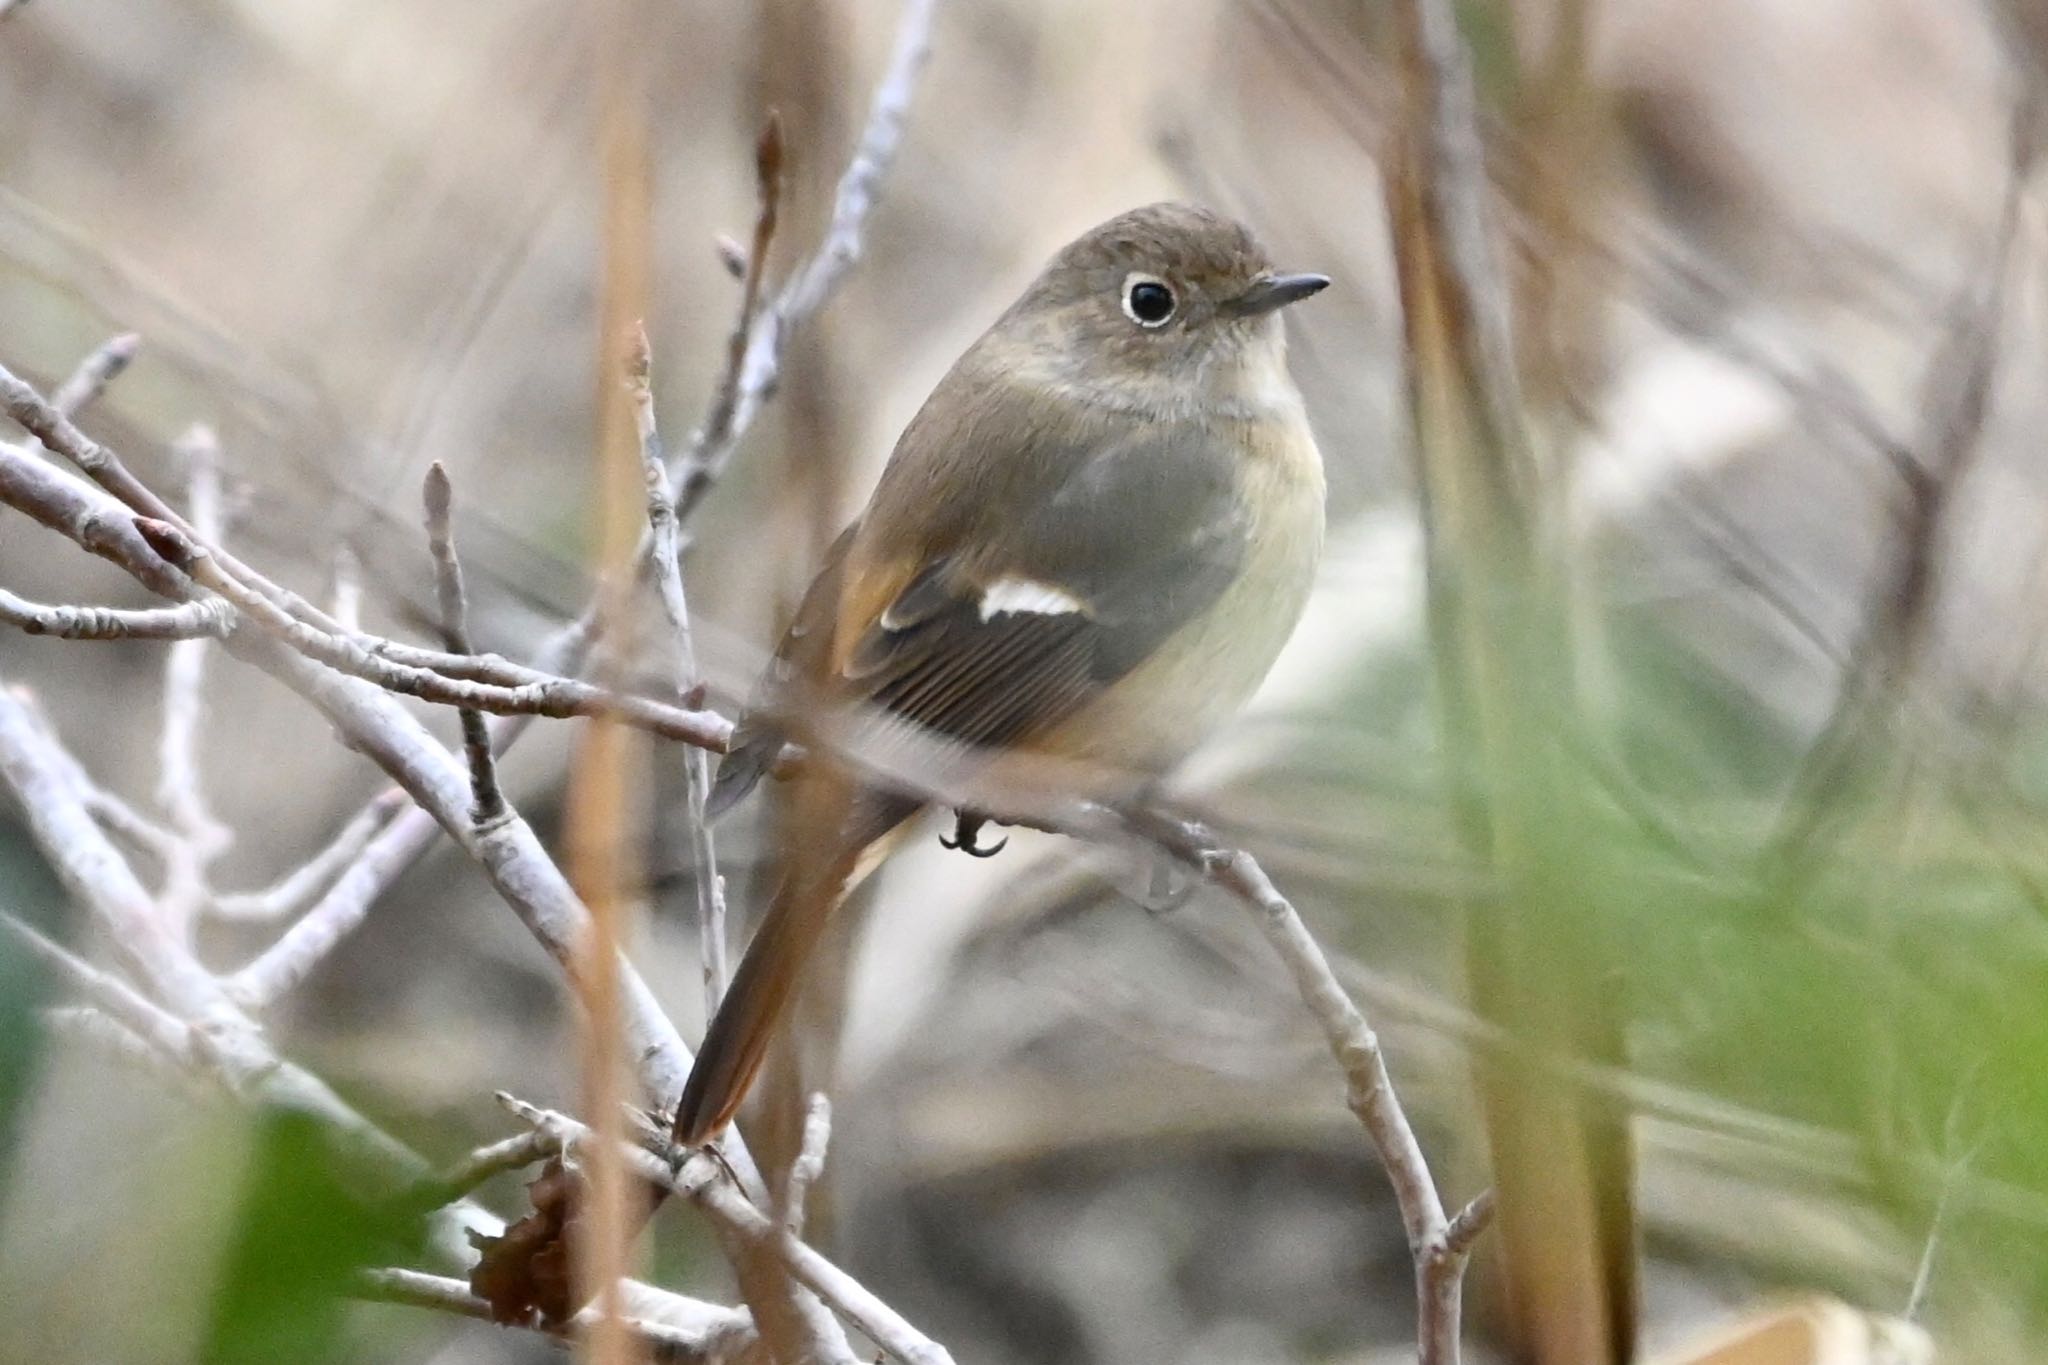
(4, 0, 2048, 1361)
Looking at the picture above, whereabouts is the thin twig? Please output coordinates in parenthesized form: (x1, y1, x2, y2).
(502, 1095, 949, 1365)
(0, 355, 378, 647)
(358, 1267, 757, 1364)
(633, 327, 729, 1013)
(49, 331, 140, 418)
(329, 541, 363, 632)
(2, 910, 196, 1065)
(671, 112, 783, 521)
(1443, 1189, 1497, 1257)
(132, 517, 736, 754)
(780, 1093, 832, 1240)
(211, 786, 409, 922)
(0, 587, 231, 641)
(156, 425, 232, 925)
(672, 0, 932, 524)
(158, 0, 940, 999)
(5, 390, 710, 746)
(0, 428, 769, 1204)
(422, 462, 505, 824)
(225, 794, 436, 1006)
(406, 1129, 556, 1211)
(1756, 122, 2026, 893)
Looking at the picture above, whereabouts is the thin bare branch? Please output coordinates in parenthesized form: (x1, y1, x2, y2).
(672, 0, 933, 524)
(0, 587, 230, 641)
(1125, 812, 1487, 1365)
(0, 685, 491, 1264)
(422, 462, 505, 824)
(1756, 122, 2027, 892)
(225, 795, 434, 1006)
(1, 363, 204, 545)
(671, 113, 782, 523)
(2, 910, 196, 1065)
(0, 429, 770, 1199)
(50, 331, 140, 418)
(780, 1093, 832, 1240)
(502, 1095, 944, 1365)
(133, 517, 736, 754)
(1444, 1188, 1497, 1256)
(632, 326, 729, 1013)
(407, 1129, 556, 1211)
(359, 1268, 757, 1364)
(212, 786, 408, 922)
(156, 424, 231, 924)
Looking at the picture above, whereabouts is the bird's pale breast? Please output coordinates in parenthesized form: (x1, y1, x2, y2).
(1027, 411, 1325, 790)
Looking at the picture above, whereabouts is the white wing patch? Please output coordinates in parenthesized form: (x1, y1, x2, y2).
(977, 576, 1086, 622)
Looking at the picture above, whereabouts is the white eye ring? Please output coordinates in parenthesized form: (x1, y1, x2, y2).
(1121, 272, 1177, 328)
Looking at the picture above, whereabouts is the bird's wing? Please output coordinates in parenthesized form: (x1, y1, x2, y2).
(706, 523, 859, 819)
(839, 420, 1250, 759)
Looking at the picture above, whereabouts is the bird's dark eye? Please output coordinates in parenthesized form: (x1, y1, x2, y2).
(1121, 273, 1176, 328)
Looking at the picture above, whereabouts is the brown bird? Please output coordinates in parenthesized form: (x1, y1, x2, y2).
(673, 201, 1330, 1145)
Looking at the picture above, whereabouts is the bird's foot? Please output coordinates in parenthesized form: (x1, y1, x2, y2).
(939, 810, 1008, 858)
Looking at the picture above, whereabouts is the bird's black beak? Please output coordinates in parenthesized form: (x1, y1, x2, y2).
(1224, 271, 1331, 318)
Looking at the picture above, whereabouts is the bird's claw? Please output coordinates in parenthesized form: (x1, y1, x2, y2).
(939, 811, 1008, 858)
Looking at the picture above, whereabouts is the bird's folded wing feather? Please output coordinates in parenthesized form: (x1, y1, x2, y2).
(841, 420, 1251, 758)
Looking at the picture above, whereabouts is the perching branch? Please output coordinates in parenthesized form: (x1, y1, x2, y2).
(1122, 811, 1490, 1357)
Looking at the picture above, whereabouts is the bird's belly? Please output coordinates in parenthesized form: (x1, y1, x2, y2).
(1026, 473, 1322, 796)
